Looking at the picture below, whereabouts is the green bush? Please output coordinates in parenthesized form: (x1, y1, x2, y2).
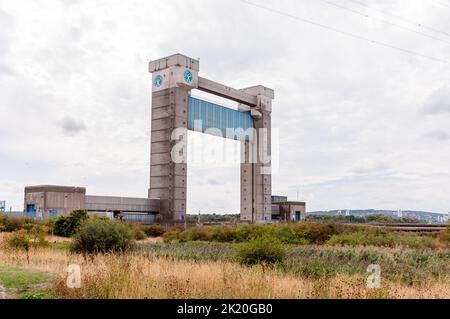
(438, 226, 450, 246)
(0, 213, 5, 230)
(53, 210, 88, 237)
(162, 223, 444, 249)
(141, 224, 165, 237)
(210, 226, 237, 242)
(233, 237, 288, 266)
(71, 219, 135, 254)
(326, 228, 441, 249)
(170, 223, 353, 245)
(179, 227, 210, 242)
(396, 234, 438, 249)
(291, 222, 351, 244)
(5, 228, 48, 264)
(0, 216, 34, 232)
(162, 229, 183, 243)
(326, 230, 396, 247)
(7, 231, 31, 251)
(131, 225, 147, 240)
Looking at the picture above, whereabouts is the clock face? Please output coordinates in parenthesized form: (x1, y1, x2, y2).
(154, 75, 163, 87)
(184, 70, 193, 83)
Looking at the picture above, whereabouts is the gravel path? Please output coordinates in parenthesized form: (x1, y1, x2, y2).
(0, 284, 6, 299)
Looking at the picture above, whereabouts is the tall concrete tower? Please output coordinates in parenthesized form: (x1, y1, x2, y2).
(148, 55, 199, 223)
(239, 86, 274, 223)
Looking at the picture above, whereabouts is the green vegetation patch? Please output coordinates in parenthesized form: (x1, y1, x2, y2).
(0, 264, 50, 290)
(139, 242, 234, 261)
(50, 242, 71, 250)
(233, 237, 288, 266)
(53, 210, 88, 238)
(17, 290, 54, 299)
(71, 218, 135, 254)
(139, 241, 450, 285)
(165, 223, 446, 250)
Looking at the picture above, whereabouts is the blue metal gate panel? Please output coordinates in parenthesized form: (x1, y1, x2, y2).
(188, 97, 254, 141)
(49, 209, 58, 218)
(26, 204, 36, 218)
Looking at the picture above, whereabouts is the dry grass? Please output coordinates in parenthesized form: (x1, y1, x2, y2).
(1, 232, 448, 299)
(137, 237, 164, 244)
(0, 242, 448, 299)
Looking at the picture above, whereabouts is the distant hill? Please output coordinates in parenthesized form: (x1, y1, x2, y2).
(307, 209, 448, 223)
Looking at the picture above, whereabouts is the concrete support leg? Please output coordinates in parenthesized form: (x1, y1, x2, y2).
(240, 86, 274, 223)
(149, 87, 189, 222)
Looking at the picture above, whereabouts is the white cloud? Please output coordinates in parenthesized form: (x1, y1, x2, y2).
(58, 116, 86, 135)
(423, 86, 450, 114)
(425, 129, 450, 141)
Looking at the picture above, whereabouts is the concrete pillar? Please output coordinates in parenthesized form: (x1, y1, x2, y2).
(240, 86, 274, 223)
(240, 141, 254, 222)
(148, 54, 199, 222)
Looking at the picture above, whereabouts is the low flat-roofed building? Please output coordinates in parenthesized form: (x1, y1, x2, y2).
(24, 185, 160, 222)
(272, 200, 306, 222)
(24, 185, 86, 218)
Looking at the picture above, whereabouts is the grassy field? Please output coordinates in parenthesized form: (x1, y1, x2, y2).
(0, 231, 449, 299)
(0, 264, 53, 299)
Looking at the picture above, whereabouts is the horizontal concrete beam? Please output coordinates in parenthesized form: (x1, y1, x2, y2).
(198, 77, 258, 107)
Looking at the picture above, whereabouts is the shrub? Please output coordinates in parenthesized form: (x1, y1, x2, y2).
(210, 226, 237, 242)
(271, 226, 310, 245)
(396, 234, 439, 249)
(130, 225, 147, 240)
(0, 213, 5, 229)
(162, 229, 183, 243)
(6, 231, 31, 264)
(179, 227, 210, 242)
(141, 224, 165, 237)
(0, 216, 34, 232)
(28, 225, 50, 247)
(7, 231, 31, 251)
(71, 219, 135, 254)
(291, 222, 351, 244)
(161, 225, 186, 243)
(53, 210, 88, 237)
(438, 227, 450, 246)
(233, 237, 288, 266)
(326, 230, 396, 247)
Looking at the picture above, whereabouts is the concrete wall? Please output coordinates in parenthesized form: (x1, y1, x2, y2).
(24, 186, 160, 217)
(271, 202, 306, 221)
(240, 86, 274, 223)
(148, 54, 200, 223)
(148, 87, 189, 222)
(24, 186, 86, 216)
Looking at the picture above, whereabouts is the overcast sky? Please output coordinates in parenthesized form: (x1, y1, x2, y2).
(1, 0, 450, 213)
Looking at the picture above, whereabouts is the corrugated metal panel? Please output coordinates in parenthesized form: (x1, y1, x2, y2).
(120, 213, 157, 225)
(188, 97, 254, 141)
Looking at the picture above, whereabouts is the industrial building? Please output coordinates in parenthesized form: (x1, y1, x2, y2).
(271, 196, 306, 222)
(24, 185, 160, 223)
(23, 186, 305, 224)
(23, 54, 306, 224)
